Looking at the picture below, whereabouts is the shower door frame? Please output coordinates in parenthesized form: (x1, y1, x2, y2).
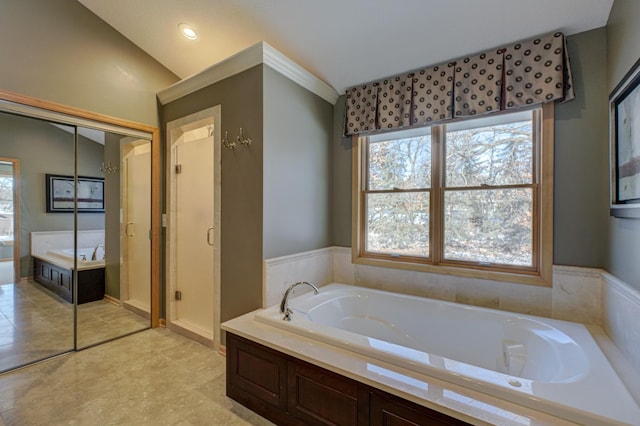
(165, 106, 222, 351)
(0, 89, 161, 327)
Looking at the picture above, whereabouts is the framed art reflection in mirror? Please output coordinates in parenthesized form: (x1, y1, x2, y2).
(46, 174, 105, 213)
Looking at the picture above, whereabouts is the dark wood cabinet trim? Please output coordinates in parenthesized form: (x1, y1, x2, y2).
(33, 258, 104, 304)
(226, 333, 471, 426)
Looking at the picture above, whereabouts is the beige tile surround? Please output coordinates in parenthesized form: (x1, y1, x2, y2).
(264, 246, 640, 376)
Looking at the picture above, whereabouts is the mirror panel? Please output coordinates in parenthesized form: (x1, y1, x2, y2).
(76, 129, 150, 349)
(0, 111, 75, 372)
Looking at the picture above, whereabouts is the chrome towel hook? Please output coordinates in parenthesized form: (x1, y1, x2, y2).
(223, 130, 236, 150)
(237, 127, 252, 146)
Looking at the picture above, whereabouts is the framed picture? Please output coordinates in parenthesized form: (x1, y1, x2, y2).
(46, 174, 105, 213)
(610, 57, 640, 218)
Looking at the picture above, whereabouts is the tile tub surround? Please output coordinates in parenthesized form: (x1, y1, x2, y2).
(264, 247, 602, 324)
(30, 230, 105, 258)
(264, 247, 640, 376)
(603, 272, 640, 379)
(262, 247, 333, 307)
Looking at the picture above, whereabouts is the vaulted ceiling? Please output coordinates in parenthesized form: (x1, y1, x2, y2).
(79, 0, 613, 94)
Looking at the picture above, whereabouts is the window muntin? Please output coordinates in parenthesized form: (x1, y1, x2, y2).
(358, 107, 546, 278)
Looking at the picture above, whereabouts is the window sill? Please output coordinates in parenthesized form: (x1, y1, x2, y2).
(352, 254, 552, 287)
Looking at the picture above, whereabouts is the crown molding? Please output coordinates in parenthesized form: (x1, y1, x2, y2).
(157, 41, 339, 105)
(157, 42, 263, 105)
(261, 43, 339, 104)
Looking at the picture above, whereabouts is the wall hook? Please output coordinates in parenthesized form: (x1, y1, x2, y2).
(100, 161, 118, 174)
(238, 127, 252, 146)
(223, 130, 236, 150)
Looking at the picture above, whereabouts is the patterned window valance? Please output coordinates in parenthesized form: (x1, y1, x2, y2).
(344, 32, 574, 136)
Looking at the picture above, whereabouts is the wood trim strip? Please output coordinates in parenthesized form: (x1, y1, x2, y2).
(150, 128, 161, 327)
(351, 135, 362, 262)
(0, 89, 156, 133)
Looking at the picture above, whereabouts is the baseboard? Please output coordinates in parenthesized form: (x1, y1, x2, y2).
(103, 294, 121, 306)
(218, 344, 226, 357)
(159, 318, 166, 328)
(122, 300, 150, 320)
(167, 321, 215, 348)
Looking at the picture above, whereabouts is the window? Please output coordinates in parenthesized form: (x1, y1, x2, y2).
(353, 104, 553, 285)
(0, 165, 13, 239)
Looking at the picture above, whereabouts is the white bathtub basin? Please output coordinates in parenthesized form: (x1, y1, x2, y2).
(254, 283, 640, 425)
(47, 248, 104, 268)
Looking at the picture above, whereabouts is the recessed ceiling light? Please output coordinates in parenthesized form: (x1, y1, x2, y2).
(178, 23, 198, 40)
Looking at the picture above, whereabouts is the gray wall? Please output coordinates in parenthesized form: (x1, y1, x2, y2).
(554, 28, 609, 267)
(161, 66, 264, 323)
(331, 28, 611, 269)
(263, 66, 333, 258)
(332, 95, 352, 247)
(103, 134, 121, 298)
(0, 112, 104, 278)
(606, 0, 640, 291)
(0, 0, 178, 126)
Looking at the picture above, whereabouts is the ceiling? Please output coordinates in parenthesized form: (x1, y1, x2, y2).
(78, 0, 614, 95)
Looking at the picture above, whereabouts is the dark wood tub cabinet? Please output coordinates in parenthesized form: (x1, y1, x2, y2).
(33, 257, 105, 304)
(226, 333, 471, 426)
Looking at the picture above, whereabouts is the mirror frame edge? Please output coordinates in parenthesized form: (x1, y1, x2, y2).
(0, 89, 161, 328)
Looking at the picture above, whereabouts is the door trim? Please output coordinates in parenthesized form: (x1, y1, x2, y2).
(0, 89, 161, 327)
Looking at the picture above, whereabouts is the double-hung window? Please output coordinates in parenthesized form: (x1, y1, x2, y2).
(353, 104, 553, 285)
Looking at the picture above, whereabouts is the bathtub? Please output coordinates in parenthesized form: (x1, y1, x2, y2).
(47, 248, 105, 269)
(254, 283, 640, 425)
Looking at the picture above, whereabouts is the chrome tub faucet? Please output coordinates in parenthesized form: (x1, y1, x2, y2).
(279, 281, 319, 321)
(91, 243, 105, 261)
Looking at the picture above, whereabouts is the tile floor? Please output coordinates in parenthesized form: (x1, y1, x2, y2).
(0, 281, 149, 373)
(0, 261, 13, 285)
(0, 328, 274, 426)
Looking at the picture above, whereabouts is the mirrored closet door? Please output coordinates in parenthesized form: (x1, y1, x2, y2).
(76, 129, 151, 349)
(0, 94, 157, 372)
(0, 110, 75, 372)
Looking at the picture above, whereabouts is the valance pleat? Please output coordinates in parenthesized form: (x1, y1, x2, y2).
(503, 32, 573, 109)
(345, 84, 379, 134)
(454, 48, 504, 118)
(377, 74, 413, 130)
(344, 32, 574, 136)
(411, 63, 455, 126)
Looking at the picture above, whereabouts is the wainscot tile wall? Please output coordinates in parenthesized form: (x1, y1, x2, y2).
(263, 246, 640, 376)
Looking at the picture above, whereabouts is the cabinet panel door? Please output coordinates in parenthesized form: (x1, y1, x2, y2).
(41, 262, 51, 281)
(226, 333, 287, 410)
(288, 361, 368, 426)
(60, 271, 72, 291)
(50, 269, 60, 287)
(370, 393, 469, 426)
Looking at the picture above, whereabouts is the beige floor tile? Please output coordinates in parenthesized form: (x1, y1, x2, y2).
(0, 328, 274, 426)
